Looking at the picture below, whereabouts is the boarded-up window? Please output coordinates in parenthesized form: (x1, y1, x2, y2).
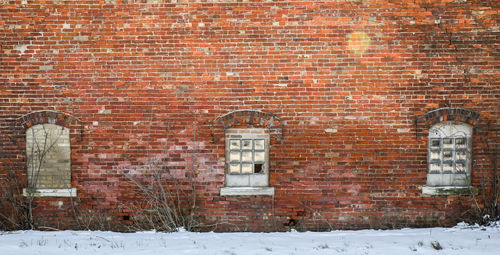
(26, 124, 71, 189)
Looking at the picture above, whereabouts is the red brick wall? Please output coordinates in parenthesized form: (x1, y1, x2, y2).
(1, 0, 498, 231)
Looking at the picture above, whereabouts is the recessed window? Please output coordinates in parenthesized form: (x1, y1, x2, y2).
(23, 123, 76, 197)
(426, 122, 472, 187)
(220, 128, 274, 196)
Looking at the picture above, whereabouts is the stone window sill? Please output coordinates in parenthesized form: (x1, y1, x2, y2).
(422, 186, 477, 196)
(23, 188, 77, 197)
(220, 187, 274, 196)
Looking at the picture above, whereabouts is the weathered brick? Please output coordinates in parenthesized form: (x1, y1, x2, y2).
(0, 0, 498, 231)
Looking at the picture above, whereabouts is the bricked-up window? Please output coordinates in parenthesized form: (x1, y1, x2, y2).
(24, 123, 76, 197)
(220, 128, 274, 196)
(426, 122, 472, 187)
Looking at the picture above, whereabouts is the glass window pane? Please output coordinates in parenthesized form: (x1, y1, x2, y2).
(443, 151, 453, 161)
(430, 162, 441, 172)
(456, 163, 465, 172)
(255, 151, 265, 162)
(443, 138, 453, 149)
(255, 139, 265, 150)
(230, 151, 240, 162)
(229, 163, 240, 174)
(242, 140, 252, 150)
(430, 139, 440, 149)
(241, 164, 252, 174)
(443, 162, 453, 172)
(430, 151, 440, 160)
(456, 151, 467, 160)
(455, 138, 466, 149)
(241, 151, 252, 161)
(230, 139, 240, 150)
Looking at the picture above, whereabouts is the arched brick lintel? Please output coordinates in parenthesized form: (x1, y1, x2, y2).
(422, 107, 480, 127)
(212, 109, 284, 141)
(16, 110, 83, 140)
(415, 107, 481, 139)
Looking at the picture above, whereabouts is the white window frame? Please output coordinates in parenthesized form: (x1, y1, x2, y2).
(422, 121, 476, 196)
(220, 128, 274, 196)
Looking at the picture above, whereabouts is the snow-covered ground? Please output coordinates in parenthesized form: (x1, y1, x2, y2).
(1, 223, 499, 255)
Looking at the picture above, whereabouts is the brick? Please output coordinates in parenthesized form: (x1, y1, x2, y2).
(0, 0, 498, 232)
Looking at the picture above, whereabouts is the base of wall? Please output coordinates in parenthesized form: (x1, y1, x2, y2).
(422, 186, 477, 196)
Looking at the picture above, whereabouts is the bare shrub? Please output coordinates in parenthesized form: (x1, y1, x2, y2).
(69, 196, 117, 231)
(463, 119, 499, 225)
(0, 171, 31, 230)
(124, 167, 198, 232)
(1, 125, 66, 230)
(121, 121, 199, 232)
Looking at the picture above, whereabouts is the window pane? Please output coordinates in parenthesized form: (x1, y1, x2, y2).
(230, 139, 240, 150)
(456, 151, 467, 160)
(430, 139, 440, 149)
(456, 163, 465, 173)
(430, 151, 440, 161)
(242, 140, 252, 150)
(431, 162, 441, 172)
(229, 163, 240, 174)
(430, 162, 441, 172)
(455, 138, 466, 149)
(230, 151, 240, 162)
(443, 162, 453, 172)
(241, 151, 252, 161)
(241, 164, 252, 174)
(255, 151, 265, 162)
(443, 138, 453, 149)
(255, 139, 265, 150)
(443, 151, 453, 161)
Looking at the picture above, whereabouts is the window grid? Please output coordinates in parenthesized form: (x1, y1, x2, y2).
(429, 137, 468, 174)
(229, 139, 265, 174)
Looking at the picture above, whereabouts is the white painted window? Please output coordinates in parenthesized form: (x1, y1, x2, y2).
(426, 122, 472, 187)
(23, 124, 76, 197)
(220, 128, 274, 196)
